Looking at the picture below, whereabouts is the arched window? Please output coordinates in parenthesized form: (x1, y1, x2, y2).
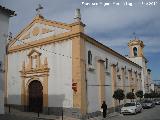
(132, 89, 134, 93)
(88, 50, 92, 65)
(133, 47, 138, 57)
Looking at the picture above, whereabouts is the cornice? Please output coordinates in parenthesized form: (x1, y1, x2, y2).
(8, 30, 142, 69)
(8, 32, 80, 53)
(80, 33, 142, 69)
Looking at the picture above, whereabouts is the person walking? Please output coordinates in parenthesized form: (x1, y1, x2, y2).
(101, 101, 107, 118)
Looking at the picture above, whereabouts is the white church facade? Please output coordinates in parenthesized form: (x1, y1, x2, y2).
(6, 10, 152, 118)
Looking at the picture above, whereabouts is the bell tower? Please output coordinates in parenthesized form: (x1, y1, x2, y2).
(128, 39, 144, 58)
(127, 38, 151, 94)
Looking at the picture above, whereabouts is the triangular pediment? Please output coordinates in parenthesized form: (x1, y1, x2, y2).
(9, 15, 72, 48)
(28, 49, 41, 57)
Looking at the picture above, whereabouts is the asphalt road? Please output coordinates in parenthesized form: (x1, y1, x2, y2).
(111, 105, 160, 120)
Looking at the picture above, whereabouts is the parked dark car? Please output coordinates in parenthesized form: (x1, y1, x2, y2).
(141, 100, 155, 109)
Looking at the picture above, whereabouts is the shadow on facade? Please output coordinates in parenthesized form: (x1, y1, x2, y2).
(5, 94, 121, 118)
(5, 94, 82, 118)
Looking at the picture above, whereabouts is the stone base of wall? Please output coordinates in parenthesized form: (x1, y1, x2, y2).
(0, 91, 4, 114)
(5, 104, 24, 112)
(85, 111, 101, 119)
(46, 107, 82, 118)
(5, 104, 83, 119)
(5, 104, 121, 119)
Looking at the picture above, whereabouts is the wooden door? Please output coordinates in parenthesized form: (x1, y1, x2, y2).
(29, 80, 43, 112)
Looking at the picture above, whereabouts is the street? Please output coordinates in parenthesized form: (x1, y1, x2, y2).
(0, 106, 160, 120)
(111, 106, 160, 120)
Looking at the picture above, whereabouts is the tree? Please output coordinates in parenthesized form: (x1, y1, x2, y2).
(135, 90, 143, 101)
(113, 89, 125, 105)
(126, 92, 135, 102)
(144, 93, 150, 99)
(149, 91, 158, 99)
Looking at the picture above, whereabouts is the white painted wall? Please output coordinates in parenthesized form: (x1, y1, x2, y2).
(0, 11, 10, 114)
(7, 39, 73, 108)
(85, 41, 142, 113)
(128, 57, 148, 93)
(44, 40, 73, 108)
(7, 52, 24, 105)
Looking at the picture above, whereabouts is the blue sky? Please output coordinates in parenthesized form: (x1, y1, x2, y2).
(0, 0, 160, 81)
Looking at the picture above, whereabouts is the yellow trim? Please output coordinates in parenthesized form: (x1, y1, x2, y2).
(32, 27, 40, 36)
(8, 15, 72, 48)
(24, 78, 48, 107)
(21, 33, 30, 40)
(27, 49, 41, 56)
(121, 68, 125, 91)
(8, 21, 85, 54)
(9, 29, 141, 71)
(80, 33, 142, 69)
(129, 47, 134, 57)
(70, 21, 85, 33)
(20, 49, 49, 108)
(43, 75, 48, 107)
(128, 70, 132, 92)
(9, 17, 38, 47)
(128, 39, 144, 48)
(97, 60, 105, 105)
(39, 19, 72, 30)
(111, 64, 116, 107)
(128, 39, 144, 57)
(138, 46, 143, 57)
(8, 32, 78, 53)
(42, 28, 53, 34)
(72, 36, 87, 115)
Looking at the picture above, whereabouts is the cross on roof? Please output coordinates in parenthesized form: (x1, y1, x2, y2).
(133, 32, 137, 39)
(36, 4, 43, 15)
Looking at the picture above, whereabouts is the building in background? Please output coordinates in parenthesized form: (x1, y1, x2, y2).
(153, 80, 160, 93)
(0, 5, 15, 114)
(154, 85, 160, 93)
(6, 9, 151, 118)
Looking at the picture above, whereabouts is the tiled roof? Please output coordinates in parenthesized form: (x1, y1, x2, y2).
(0, 5, 16, 16)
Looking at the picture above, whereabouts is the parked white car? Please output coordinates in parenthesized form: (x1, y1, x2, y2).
(121, 102, 143, 115)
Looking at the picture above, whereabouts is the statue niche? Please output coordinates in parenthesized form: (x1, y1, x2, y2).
(20, 49, 49, 76)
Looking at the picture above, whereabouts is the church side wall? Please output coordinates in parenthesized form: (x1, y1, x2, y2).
(85, 41, 142, 114)
(128, 57, 148, 93)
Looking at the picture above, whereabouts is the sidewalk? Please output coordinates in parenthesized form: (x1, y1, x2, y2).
(88, 112, 120, 120)
(2, 107, 120, 120)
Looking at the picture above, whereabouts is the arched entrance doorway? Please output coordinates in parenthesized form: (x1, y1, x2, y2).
(28, 80, 43, 112)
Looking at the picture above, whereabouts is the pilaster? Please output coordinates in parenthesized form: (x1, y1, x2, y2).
(111, 64, 116, 107)
(72, 36, 87, 115)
